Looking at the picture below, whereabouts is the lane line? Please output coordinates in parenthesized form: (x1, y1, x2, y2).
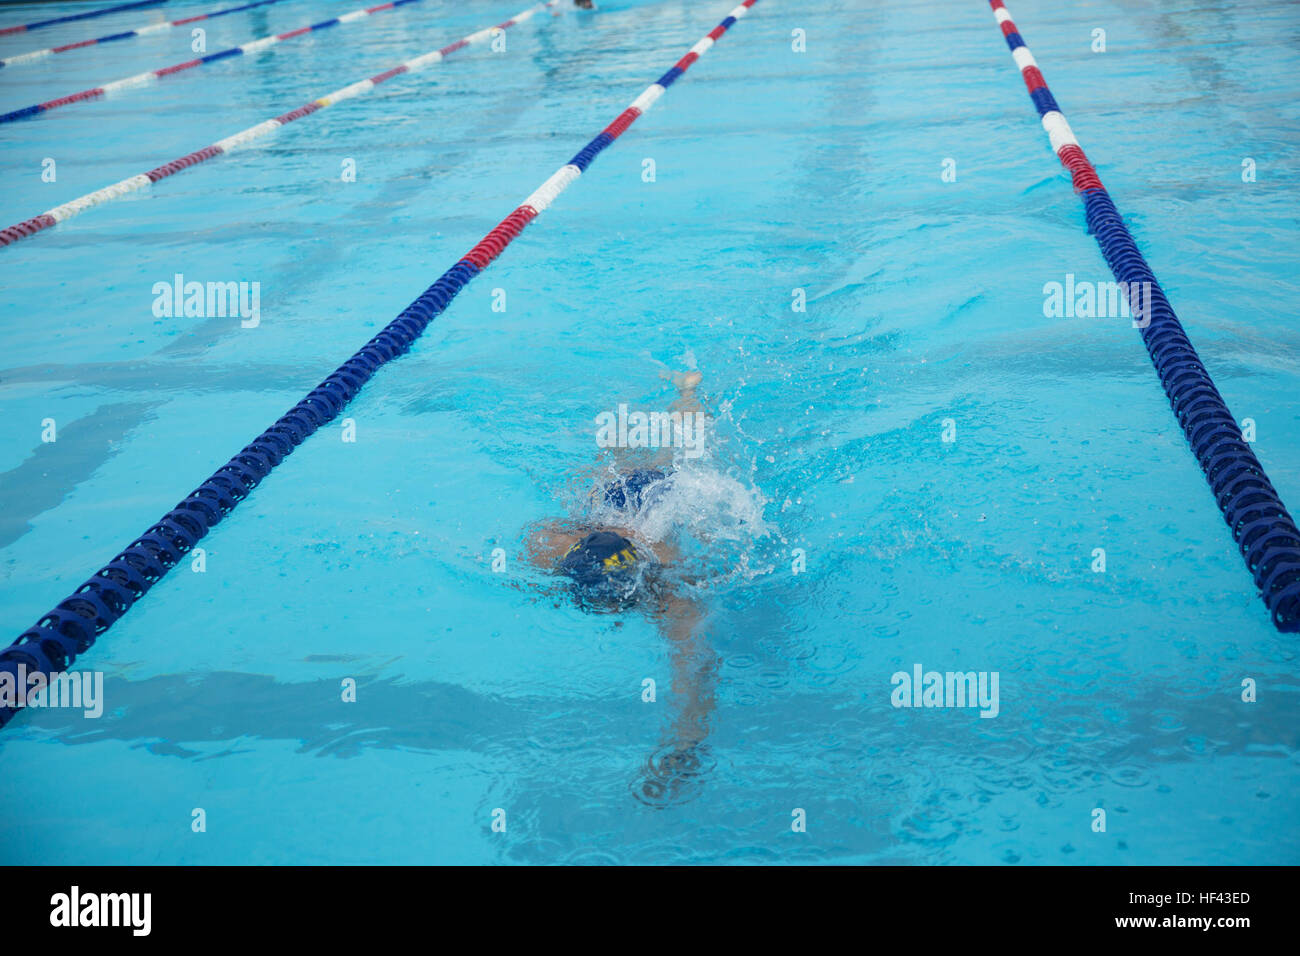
(0, 0, 439, 123)
(0, 2, 559, 246)
(0, 0, 167, 37)
(987, 0, 1300, 632)
(1, 0, 296, 69)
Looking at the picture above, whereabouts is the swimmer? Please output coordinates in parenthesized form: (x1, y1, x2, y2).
(573, 0, 594, 9)
(525, 368, 716, 803)
(527, 368, 706, 613)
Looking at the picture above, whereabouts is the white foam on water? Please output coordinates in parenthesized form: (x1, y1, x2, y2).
(584, 444, 774, 594)
(632, 465, 768, 546)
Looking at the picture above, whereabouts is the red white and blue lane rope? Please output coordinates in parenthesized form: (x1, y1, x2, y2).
(0, 0, 435, 124)
(0, 0, 166, 37)
(0, 0, 762, 730)
(0, 0, 295, 69)
(987, 0, 1300, 633)
(0, 2, 557, 247)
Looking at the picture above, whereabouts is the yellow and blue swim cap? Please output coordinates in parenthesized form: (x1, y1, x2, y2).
(557, 530, 643, 609)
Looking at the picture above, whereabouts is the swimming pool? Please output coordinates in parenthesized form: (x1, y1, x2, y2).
(1, 0, 1298, 865)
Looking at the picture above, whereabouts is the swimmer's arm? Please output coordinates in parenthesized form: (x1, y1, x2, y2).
(524, 522, 584, 567)
(660, 595, 715, 749)
(659, 592, 700, 643)
(641, 535, 679, 566)
(639, 536, 707, 589)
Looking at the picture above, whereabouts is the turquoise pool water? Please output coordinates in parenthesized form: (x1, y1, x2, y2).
(1, 0, 1298, 864)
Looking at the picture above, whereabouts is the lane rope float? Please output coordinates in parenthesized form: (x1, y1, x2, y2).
(0, 0, 762, 730)
(0, 2, 560, 247)
(0, 0, 444, 124)
(987, 0, 1300, 632)
(0, 0, 295, 69)
(0, 0, 166, 37)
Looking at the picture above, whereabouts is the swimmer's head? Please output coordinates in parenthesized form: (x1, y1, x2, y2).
(556, 530, 643, 611)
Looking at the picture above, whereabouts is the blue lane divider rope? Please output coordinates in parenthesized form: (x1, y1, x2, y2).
(989, 0, 1300, 632)
(1083, 190, 1300, 630)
